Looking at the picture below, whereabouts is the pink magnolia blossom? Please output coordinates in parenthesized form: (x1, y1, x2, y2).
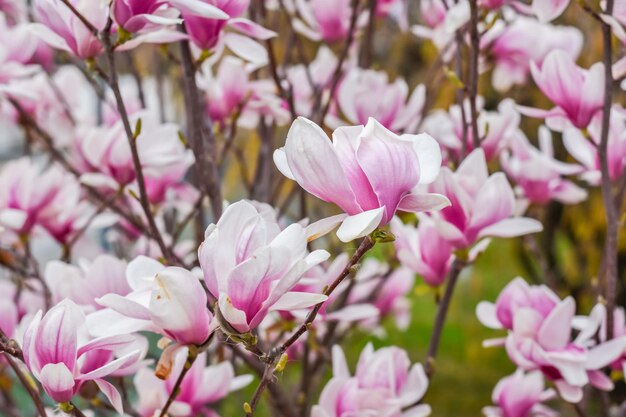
(45, 255, 130, 311)
(312, 344, 430, 417)
(333, 67, 426, 133)
(411, 0, 468, 62)
(531, 0, 571, 22)
(31, 0, 108, 59)
(484, 17, 582, 92)
(422, 98, 520, 162)
(519, 50, 604, 130)
(22, 299, 144, 412)
(179, 0, 275, 63)
(348, 260, 416, 330)
(199, 200, 329, 334)
(285, 46, 337, 117)
(426, 149, 543, 248)
(483, 370, 557, 417)
(500, 127, 587, 205)
(76, 111, 194, 202)
(477, 278, 626, 402)
(562, 105, 626, 185)
(201, 56, 249, 124)
(391, 215, 454, 287)
(293, 0, 362, 43)
(0, 158, 67, 235)
(274, 117, 449, 242)
(134, 348, 252, 417)
(93, 256, 214, 346)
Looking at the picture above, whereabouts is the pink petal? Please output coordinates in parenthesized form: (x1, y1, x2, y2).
(94, 379, 124, 415)
(397, 192, 450, 213)
(538, 297, 575, 350)
(336, 207, 385, 242)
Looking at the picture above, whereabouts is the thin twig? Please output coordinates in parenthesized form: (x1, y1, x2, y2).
(467, 0, 481, 150)
(1, 353, 47, 417)
(101, 20, 177, 264)
(596, 0, 617, 339)
(425, 259, 467, 377)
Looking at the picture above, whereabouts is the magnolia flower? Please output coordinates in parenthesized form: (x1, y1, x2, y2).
(31, 0, 108, 59)
(501, 127, 587, 205)
(485, 17, 582, 92)
(532, 0, 571, 22)
(519, 50, 604, 130)
(333, 67, 426, 133)
(22, 299, 143, 412)
(391, 215, 454, 287)
(92, 256, 214, 346)
(312, 344, 430, 417)
(77, 111, 194, 200)
(348, 260, 415, 330)
(293, 0, 362, 42)
(201, 56, 249, 124)
(411, 0, 468, 62)
(180, 0, 276, 64)
(286, 46, 338, 117)
(134, 348, 252, 417)
(477, 277, 626, 402)
(562, 105, 626, 185)
(0, 158, 67, 235)
(422, 98, 520, 162)
(483, 371, 557, 417)
(199, 200, 329, 334)
(45, 255, 130, 311)
(274, 117, 449, 242)
(426, 149, 543, 248)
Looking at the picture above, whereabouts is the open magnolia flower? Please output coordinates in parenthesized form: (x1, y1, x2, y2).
(312, 344, 430, 417)
(477, 278, 626, 402)
(199, 200, 330, 334)
(274, 117, 450, 242)
(483, 370, 556, 417)
(22, 299, 144, 413)
(91, 256, 214, 347)
(426, 149, 543, 248)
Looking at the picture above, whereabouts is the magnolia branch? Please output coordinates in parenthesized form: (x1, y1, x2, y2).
(244, 235, 376, 417)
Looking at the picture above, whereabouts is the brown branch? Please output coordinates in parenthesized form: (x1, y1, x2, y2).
(157, 349, 198, 417)
(245, 236, 375, 417)
(597, 0, 618, 339)
(179, 28, 223, 221)
(467, 0, 481, 150)
(424, 258, 467, 377)
(101, 21, 177, 264)
(316, 0, 361, 125)
(0, 348, 47, 417)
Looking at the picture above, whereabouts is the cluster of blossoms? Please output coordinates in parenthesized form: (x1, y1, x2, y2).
(0, 0, 624, 416)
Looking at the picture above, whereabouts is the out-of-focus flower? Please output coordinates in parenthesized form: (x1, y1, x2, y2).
(348, 260, 416, 330)
(94, 256, 214, 346)
(422, 98, 520, 162)
(180, 0, 276, 64)
(135, 348, 252, 417)
(391, 215, 454, 287)
(477, 277, 626, 402)
(484, 17, 582, 92)
(31, 0, 108, 59)
(76, 111, 194, 203)
(274, 117, 449, 242)
(0, 158, 66, 235)
(285, 46, 337, 117)
(198, 200, 329, 334)
(501, 127, 587, 205)
(292, 0, 364, 43)
(111, 0, 181, 32)
(23, 299, 143, 412)
(519, 50, 604, 130)
(202, 56, 248, 124)
(563, 105, 626, 185)
(312, 344, 430, 417)
(426, 149, 542, 248)
(45, 255, 130, 311)
(483, 370, 557, 417)
(411, 0, 469, 62)
(332, 67, 425, 133)
(531, 0, 571, 22)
